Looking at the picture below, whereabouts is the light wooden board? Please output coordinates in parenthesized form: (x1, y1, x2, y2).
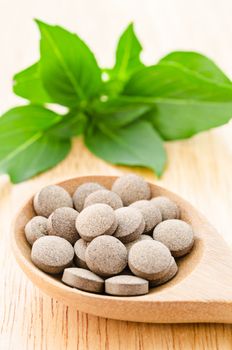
(1, 0, 232, 348)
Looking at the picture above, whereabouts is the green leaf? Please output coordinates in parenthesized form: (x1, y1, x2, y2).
(123, 63, 232, 139)
(36, 20, 102, 107)
(160, 51, 230, 84)
(108, 23, 144, 81)
(48, 111, 87, 139)
(145, 102, 232, 140)
(0, 105, 71, 183)
(8, 134, 71, 183)
(13, 62, 53, 104)
(124, 62, 232, 101)
(85, 120, 166, 176)
(91, 97, 150, 128)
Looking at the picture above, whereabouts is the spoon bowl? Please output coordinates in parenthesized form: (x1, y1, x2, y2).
(12, 176, 232, 323)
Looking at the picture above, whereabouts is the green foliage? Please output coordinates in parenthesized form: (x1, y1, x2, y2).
(108, 23, 144, 81)
(36, 20, 102, 107)
(0, 106, 70, 183)
(85, 121, 166, 176)
(1, 21, 232, 183)
(13, 62, 53, 103)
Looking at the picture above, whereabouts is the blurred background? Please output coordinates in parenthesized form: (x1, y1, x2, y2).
(0, 1, 232, 349)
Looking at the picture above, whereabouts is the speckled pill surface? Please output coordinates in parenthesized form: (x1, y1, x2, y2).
(112, 174, 151, 206)
(106, 217, 118, 236)
(128, 240, 172, 280)
(153, 219, 194, 257)
(85, 235, 127, 277)
(150, 257, 178, 287)
(130, 200, 162, 232)
(151, 196, 180, 220)
(73, 182, 105, 212)
(76, 203, 117, 241)
(114, 207, 145, 243)
(124, 234, 153, 252)
(33, 185, 73, 217)
(62, 267, 104, 293)
(25, 216, 48, 245)
(105, 275, 149, 296)
(31, 236, 74, 274)
(48, 207, 79, 244)
(84, 189, 123, 210)
(74, 239, 89, 269)
(27, 176, 197, 296)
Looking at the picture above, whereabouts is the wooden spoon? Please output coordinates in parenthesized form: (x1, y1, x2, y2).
(12, 176, 232, 323)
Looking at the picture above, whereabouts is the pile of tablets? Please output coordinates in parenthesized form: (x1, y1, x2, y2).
(25, 174, 194, 296)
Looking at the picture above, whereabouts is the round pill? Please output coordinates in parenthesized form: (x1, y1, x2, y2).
(84, 189, 123, 210)
(124, 234, 153, 252)
(105, 275, 149, 296)
(25, 216, 48, 245)
(151, 196, 180, 220)
(76, 204, 117, 241)
(33, 185, 73, 217)
(114, 207, 145, 243)
(74, 239, 89, 269)
(48, 207, 79, 244)
(31, 236, 74, 274)
(128, 240, 172, 280)
(73, 182, 105, 212)
(112, 174, 151, 206)
(150, 258, 178, 287)
(130, 200, 162, 232)
(153, 219, 194, 257)
(106, 217, 118, 236)
(85, 236, 127, 277)
(62, 267, 104, 293)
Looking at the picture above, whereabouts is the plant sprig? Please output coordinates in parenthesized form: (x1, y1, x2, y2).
(1, 20, 232, 183)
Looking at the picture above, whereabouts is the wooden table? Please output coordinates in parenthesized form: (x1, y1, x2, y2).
(1, 0, 232, 348)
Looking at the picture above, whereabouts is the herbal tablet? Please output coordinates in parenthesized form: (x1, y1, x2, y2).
(62, 267, 104, 293)
(85, 235, 127, 277)
(114, 207, 145, 243)
(25, 216, 48, 245)
(31, 236, 74, 274)
(124, 234, 153, 252)
(112, 174, 151, 206)
(26, 176, 197, 295)
(75, 203, 117, 241)
(128, 240, 172, 280)
(153, 219, 194, 257)
(151, 196, 179, 220)
(73, 182, 105, 212)
(84, 189, 123, 210)
(105, 275, 149, 296)
(34, 185, 73, 217)
(150, 257, 178, 287)
(130, 200, 162, 232)
(74, 238, 89, 269)
(48, 207, 79, 244)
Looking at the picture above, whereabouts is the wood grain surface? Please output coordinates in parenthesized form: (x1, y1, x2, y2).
(0, 0, 232, 348)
